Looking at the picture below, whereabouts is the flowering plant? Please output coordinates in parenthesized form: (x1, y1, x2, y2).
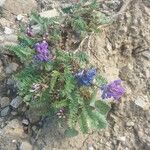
(8, 0, 124, 137)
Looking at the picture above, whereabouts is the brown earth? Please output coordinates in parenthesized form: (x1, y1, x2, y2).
(0, 0, 150, 150)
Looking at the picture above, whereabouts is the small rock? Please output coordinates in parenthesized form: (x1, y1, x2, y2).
(22, 119, 29, 126)
(106, 40, 112, 52)
(10, 96, 22, 109)
(5, 62, 19, 74)
(0, 97, 10, 108)
(19, 141, 33, 150)
(0, 0, 6, 6)
(7, 78, 16, 85)
(11, 111, 18, 116)
(4, 27, 13, 35)
(1, 106, 11, 117)
(126, 121, 134, 127)
(117, 136, 126, 142)
(134, 95, 149, 110)
(88, 144, 94, 150)
(16, 14, 24, 21)
(40, 9, 59, 18)
(105, 131, 111, 137)
(142, 51, 150, 61)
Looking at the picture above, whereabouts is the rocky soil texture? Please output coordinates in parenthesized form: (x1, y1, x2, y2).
(0, 0, 150, 150)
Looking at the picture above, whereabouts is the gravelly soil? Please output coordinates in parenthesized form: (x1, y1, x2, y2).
(0, 0, 150, 150)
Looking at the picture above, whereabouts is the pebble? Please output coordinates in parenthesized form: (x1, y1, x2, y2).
(0, 106, 11, 117)
(7, 78, 16, 85)
(106, 40, 112, 52)
(22, 119, 29, 126)
(88, 144, 94, 150)
(126, 121, 134, 127)
(19, 141, 33, 150)
(16, 14, 24, 21)
(11, 111, 18, 116)
(4, 27, 13, 35)
(5, 62, 19, 74)
(0, 0, 6, 6)
(134, 95, 149, 110)
(117, 136, 126, 142)
(10, 96, 22, 109)
(142, 51, 150, 61)
(0, 97, 10, 108)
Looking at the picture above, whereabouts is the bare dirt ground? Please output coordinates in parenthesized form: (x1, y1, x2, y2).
(0, 0, 150, 150)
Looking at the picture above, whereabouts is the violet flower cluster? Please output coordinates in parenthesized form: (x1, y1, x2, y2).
(75, 68, 125, 101)
(101, 80, 125, 100)
(34, 41, 50, 62)
(75, 68, 97, 86)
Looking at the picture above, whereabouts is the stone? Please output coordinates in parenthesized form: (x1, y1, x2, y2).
(0, 97, 10, 108)
(117, 136, 126, 142)
(40, 9, 59, 18)
(134, 95, 149, 110)
(7, 78, 16, 85)
(11, 111, 18, 116)
(106, 40, 112, 52)
(19, 141, 33, 150)
(4, 27, 14, 35)
(10, 96, 22, 109)
(16, 14, 24, 21)
(126, 121, 134, 127)
(142, 51, 150, 61)
(1, 106, 11, 117)
(0, 0, 6, 6)
(5, 62, 19, 74)
(22, 119, 29, 126)
(88, 144, 94, 150)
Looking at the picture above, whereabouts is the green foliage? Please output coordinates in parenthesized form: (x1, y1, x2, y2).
(30, 12, 61, 43)
(27, 0, 111, 44)
(18, 34, 37, 47)
(63, 0, 110, 35)
(8, 0, 113, 137)
(7, 45, 35, 63)
(95, 100, 111, 116)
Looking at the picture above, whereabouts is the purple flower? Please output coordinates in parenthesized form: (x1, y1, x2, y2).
(34, 41, 50, 62)
(35, 41, 48, 53)
(101, 80, 125, 100)
(75, 68, 97, 86)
